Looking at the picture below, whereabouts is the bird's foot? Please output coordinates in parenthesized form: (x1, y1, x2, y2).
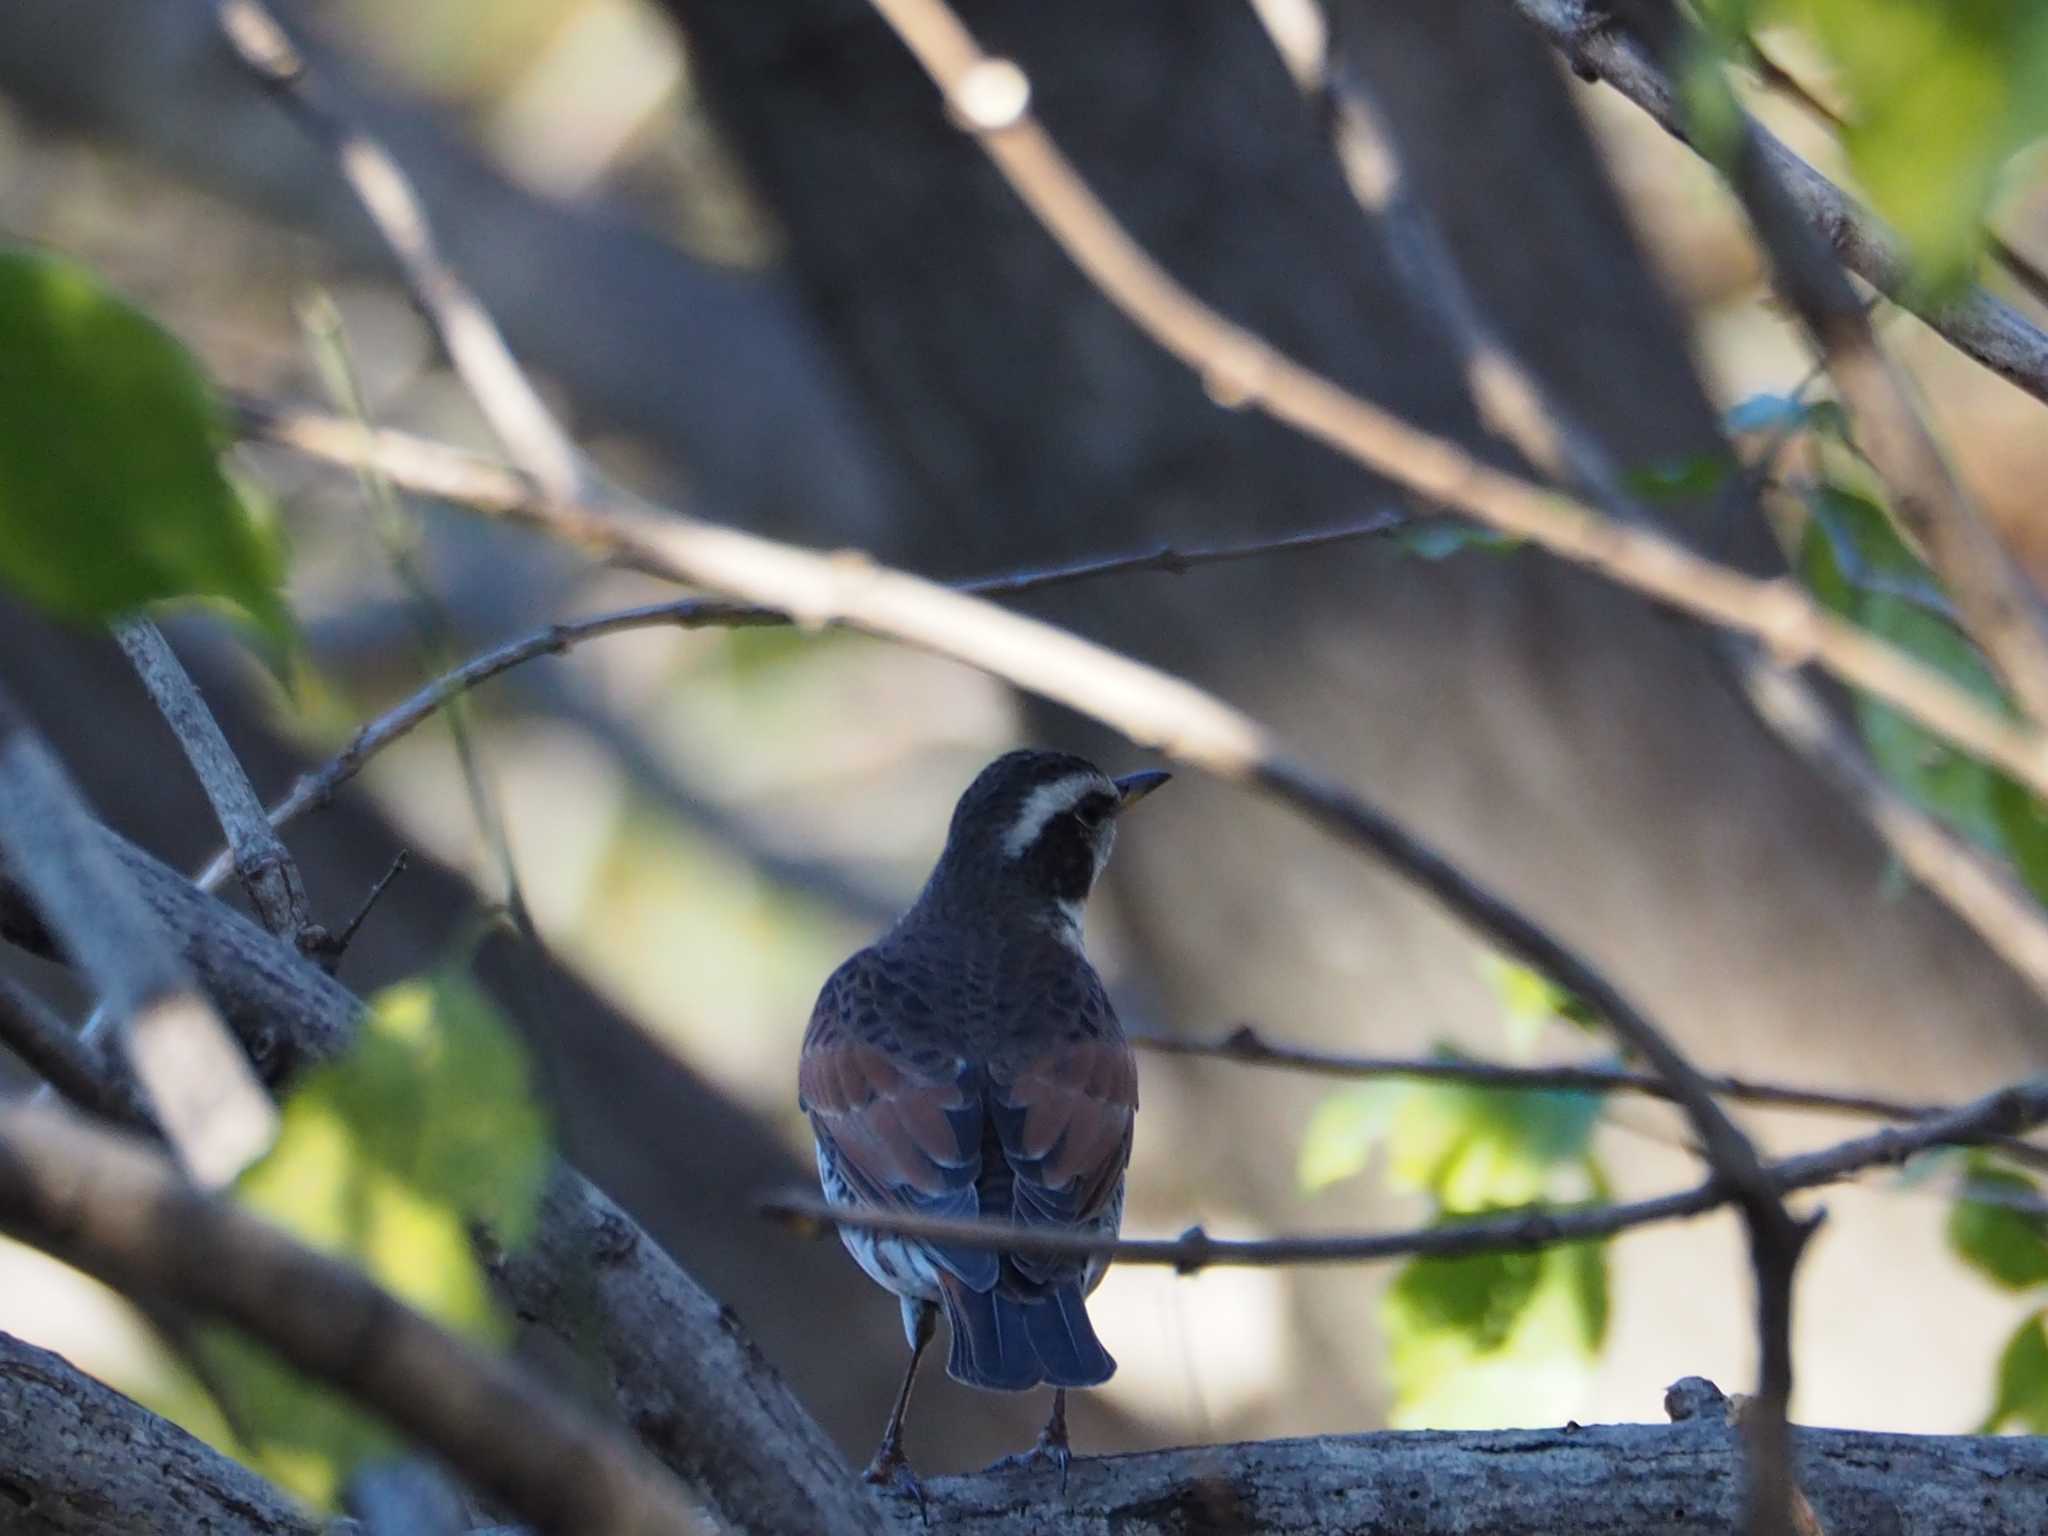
(862, 1446, 928, 1521)
(981, 1425, 1073, 1493)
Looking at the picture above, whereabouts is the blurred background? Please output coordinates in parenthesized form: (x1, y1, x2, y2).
(4, 0, 2048, 1476)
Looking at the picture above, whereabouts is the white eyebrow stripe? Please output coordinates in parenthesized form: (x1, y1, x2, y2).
(1001, 772, 1104, 859)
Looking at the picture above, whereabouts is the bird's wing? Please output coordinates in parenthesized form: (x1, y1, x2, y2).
(989, 968, 1137, 1281)
(798, 951, 995, 1287)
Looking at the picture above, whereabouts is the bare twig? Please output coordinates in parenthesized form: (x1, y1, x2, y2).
(0, 820, 889, 1536)
(229, 402, 2048, 811)
(766, 1071, 2048, 1269)
(1989, 231, 2048, 314)
(113, 618, 319, 949)
(0, 1103, 710, 1536)
(0, 974, 153, 1130)
(1320, 21, 1630, 510)
(850, 9, 1813, 1529)
(0, 683, 275, 1185)
(1135, 1023, 2045, 1128)
(205, 0, 588, 502)
(1505, 0, 2048, 412)
(1737, 658, 2048, 995)
(314, 849, 410, 969)
(1625, 0, 2048, 745)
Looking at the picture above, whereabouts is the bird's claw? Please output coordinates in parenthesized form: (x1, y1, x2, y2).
(862, 1448, 928, 1522)
(982, 1429, 1073, 1493)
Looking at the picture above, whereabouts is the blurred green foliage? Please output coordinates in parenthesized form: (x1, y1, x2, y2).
(0, 247, 288, 638)
(197, 971, 551, 1508)
(1298, 958, 1612, 1427)
(1983, 1311, 2048, 1433)
(1700, 1, 2048, 293)
(1948, 1155, 2048, 1290)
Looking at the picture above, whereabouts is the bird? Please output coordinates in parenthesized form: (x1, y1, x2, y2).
(798, 748, 1168, 1494)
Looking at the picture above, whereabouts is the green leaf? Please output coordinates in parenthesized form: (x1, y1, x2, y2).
(1385, 1066, 1606, 1212)
(1382, 1223, 1611, 1427)
(1993, 773, 2048, 904)
(1948, 1156, 2048, 1291)
(1798, 483, 2010, 844)
(1770, 0, 2048, 295)
(1486, 957, 1601, 1057)
(203, 969, 551, 1506)
(1297, 1081, 1408, 1194)
(1981, 1310, 2048, 1433)
(0, 248, 287, 633)
(1622, 453, 1730, 503)
(1393, 520, 1523, 561)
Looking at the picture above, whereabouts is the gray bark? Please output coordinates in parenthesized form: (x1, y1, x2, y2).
(7, 1325, 2047, 1536)
(0, 826, 881, 1536)
(911, 1419, 2048, 1535)
(0, 1331, 325, 1536)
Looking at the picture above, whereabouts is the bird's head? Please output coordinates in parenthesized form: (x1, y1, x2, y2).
(925, 748, 1170, 932)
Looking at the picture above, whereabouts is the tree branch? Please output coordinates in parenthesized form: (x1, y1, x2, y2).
(0, 1103, 710, 1536)
(1135, 1025, 2048, 1158)
(204, 0, 588, 503)
(10, 1326, 2047, 1536)
(0, 973, 153, 1130)
(764, 1069, 2048, 1269)
(0, 682, 276, 1186)
(113, 617, 319, 950)
(0, 1330, 330, 1536)
(906, 1415, 2048, 1534)
(1625, 0, 2048, 745)
(0, 820, 887, 1536)
(1504, 0, 2048, 414)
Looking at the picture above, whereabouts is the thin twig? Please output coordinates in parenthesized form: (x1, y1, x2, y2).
(205, 0, 589, 502)
(0, 1102, 709, 1536)
(1134, 1024, 2042, 1128)
(1737, 656, 2048, 999)
(1633, 0, 2048, 743)
(764, 1072, 2048, 1269)
(0, 975, 153, 1130)
(858, 7, 1812, 1527)
(837, 5, 2048, 796)
(1320, 21, 1631, 511)
(199, 423, 1413, 891)
(1505, 0, 2048, 412)
(113, 618, 320, 949)
(314, 849, 410, 970)
(230, 404, 2048, 811)
(0, 683, 276, 1186)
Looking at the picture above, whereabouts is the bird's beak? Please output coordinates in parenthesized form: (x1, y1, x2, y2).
(1112, 769, 1172, 812)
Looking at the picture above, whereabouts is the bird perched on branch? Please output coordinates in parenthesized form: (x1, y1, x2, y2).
(799, 749, 1168, 1493)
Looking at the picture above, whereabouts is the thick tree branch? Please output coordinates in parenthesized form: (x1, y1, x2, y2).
(0, 1330, 329, 1536)
(0, 1104, 709, 1536)
(1504, 0, 2048, 414)
(0, 683, 276, 1186)
(9, 1329, 2046, 1535)
(764, 1068, 2048, 1268)
(0, 821, 886, 1536)
(113, 617, 319, 950)
(907, 1416, 2048, 1534)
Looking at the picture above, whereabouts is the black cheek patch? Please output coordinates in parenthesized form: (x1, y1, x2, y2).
(1027, 818, 1099, 902)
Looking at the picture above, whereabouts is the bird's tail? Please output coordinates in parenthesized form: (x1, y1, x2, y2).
(938, 1274, 1117, 1391)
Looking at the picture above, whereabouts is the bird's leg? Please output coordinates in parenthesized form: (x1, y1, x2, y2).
(984, 1387, 1074, 1491)
(863, 1300, 935, 1514)
(1039, 1388, 1073, 1492)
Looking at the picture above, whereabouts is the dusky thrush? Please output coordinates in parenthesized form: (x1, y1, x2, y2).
(799, 749, 1167, 1491)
